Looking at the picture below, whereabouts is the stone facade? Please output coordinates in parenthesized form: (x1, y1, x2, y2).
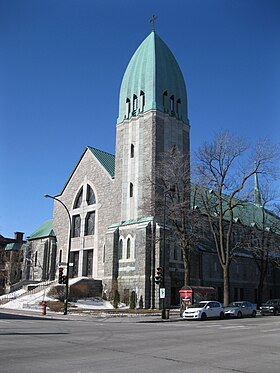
(49, 30, 280, 310)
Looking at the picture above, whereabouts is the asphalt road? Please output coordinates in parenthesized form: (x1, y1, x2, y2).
(0, 310, 279, 373)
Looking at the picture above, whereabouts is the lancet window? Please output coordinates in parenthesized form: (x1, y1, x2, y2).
(74, 188, 83, 209)
(126, 98, 131, 118)
(140, 91, 145, 112)
(86, 185, 96, 205)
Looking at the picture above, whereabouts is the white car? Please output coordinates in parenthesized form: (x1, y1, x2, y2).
(182, 301, 224, 320)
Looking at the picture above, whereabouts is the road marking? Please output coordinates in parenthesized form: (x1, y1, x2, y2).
(260, 328, 280, 333)
(220, 325, 249, 329)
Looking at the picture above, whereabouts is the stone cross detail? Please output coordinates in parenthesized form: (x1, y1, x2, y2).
(150, 15, 157, 32)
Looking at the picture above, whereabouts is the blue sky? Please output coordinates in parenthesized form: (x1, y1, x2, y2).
(1, 0, 279, 238)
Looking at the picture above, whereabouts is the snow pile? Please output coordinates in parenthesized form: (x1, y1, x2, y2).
(0, 279, 117, 312)
(0, 288, 26, 300)
(0, 287, 53, 311)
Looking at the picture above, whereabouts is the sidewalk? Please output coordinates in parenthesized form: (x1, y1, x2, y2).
(0, 307, 182, 323)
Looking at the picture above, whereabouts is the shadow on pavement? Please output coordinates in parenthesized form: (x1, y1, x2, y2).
(0, 311, 59, 321)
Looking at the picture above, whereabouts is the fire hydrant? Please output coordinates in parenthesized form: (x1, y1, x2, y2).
(42, 301, 47, 315)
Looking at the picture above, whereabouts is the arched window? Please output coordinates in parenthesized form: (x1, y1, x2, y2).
(130, 144, 134, 158)
(140, 91, 145, 112)
(119, 239, 123, 260)
(86, 185, 96, 205)
(85, 211, 95, 236)
(133, 94, 138, 114)
(72, 215, 81, 237)
(170, 95, 175, 114)
(74, 188, 83, 209)
(130, 183, 133, 197)
(127, 238, 131, 259)
(176, 98, 181, 118)
(126, 98, 131, 118)
(163, 91, 168, 111)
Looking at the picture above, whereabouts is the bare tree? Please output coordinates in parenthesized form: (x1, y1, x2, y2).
(195, 131, 278, 306)
(248, 181, 280, 305)
(151, 148, 201, 286)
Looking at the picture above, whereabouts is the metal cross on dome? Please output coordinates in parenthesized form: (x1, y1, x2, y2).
(150, 15, 158, 32)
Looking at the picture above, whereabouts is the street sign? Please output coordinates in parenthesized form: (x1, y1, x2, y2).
(160, 288, 165, 299)
(69, 263, 74, 267)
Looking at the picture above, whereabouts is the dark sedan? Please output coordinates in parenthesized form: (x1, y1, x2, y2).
(260, 299, 280, 316)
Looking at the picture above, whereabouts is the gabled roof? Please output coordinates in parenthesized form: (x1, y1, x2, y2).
(87, 146, 115, 178)
(57, 146, 115, 196)
(28, 220, 55, 240)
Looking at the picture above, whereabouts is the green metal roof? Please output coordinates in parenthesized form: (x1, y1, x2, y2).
(117, 31, 188, 124)
(28, 220, 55, 240)
(5, 243, 22, 251)
(191, 185, 280, 234)
(88, 146, 115, 178)
(108, 216, 154, 229)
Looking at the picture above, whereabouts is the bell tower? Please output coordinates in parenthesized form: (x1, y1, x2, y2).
(105, 30, 190, 308)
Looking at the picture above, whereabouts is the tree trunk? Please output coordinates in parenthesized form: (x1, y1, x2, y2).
(223, 266, 230, 306)
(184, 263, 190, 286)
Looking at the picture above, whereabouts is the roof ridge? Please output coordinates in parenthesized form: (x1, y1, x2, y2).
(87, 145, 115, 157)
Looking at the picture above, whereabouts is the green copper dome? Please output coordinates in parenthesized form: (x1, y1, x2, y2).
(117, 31, 188, 124)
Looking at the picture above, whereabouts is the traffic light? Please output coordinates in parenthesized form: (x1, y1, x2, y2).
(58, 267, 63, 284)
(155, 267, 163, 285)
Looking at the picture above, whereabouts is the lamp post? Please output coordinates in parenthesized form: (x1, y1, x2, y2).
(44, 194, 72, 315)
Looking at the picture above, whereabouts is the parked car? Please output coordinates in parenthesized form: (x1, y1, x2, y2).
(260, 299, 280, 316)
(182, 301, 224, 320)
(224, 301, 257, 318)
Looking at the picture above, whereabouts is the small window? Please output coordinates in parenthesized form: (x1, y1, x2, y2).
(163, 91, 168, 111)
(72, 215, 81, 237)
(85, 211, 95, 236)
(34, 251, 38, 267)
(119, 239, 123, 260)
(133, 94, 138, 113)
(176, 98, 181, 118)
(130, 183, 133, 197)
(126, 98, 131, 118)
(140, 91, 145, 112)
(127, 238, 131, 259)
(74, 188, 83, 209)
(130, 144, 134, 158)
(59, 249, 62, 264)
(170, 95, 175, 114)
(86, 185, 96, 205)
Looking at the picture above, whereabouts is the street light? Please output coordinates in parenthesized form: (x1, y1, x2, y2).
(44, 194, 72, 315)
(161, 186, 175, 319)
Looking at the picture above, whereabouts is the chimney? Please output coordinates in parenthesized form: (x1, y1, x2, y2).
(14, 232, 24, 242)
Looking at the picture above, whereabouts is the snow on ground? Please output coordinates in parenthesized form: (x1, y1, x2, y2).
(0, 280, 116, 312)
(0, 288, 26, 300)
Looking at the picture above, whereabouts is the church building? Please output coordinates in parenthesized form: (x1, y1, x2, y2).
(52, 29, 190, 308)
(49, 28, 280, 308)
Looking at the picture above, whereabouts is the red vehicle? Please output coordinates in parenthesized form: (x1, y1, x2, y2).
(179, 286, 217, 316)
